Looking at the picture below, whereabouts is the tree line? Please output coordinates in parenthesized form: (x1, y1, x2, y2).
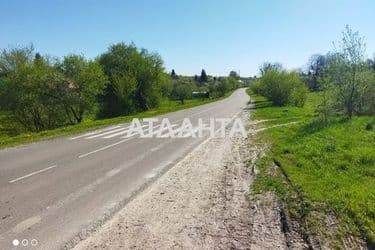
(169, 69, 241, 104)
(251, 25, 375, 123)
(0, 43, 241, 132)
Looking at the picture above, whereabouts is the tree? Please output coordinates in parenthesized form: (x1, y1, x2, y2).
(159, 72, 173, 98)
(307, 54, 327, 91)
(366, 58, 375, 71)
(171, 69, 177, 78)
(0, 45, 34, 78)
(200, 69, 208, 83)
(0, 46, 69, 131)
(259, 62, 282, 76)
(208, 81, 216, 96)
(0, 47, 41, 131)
(229, 70, 239, 79)
(324, 25, 371, 117)
(98, 43, 166, 117)
(58, 55, 107, 123)
(172, 82, 191, 104)
(216, 79, 229, 97)
(134, 49, 165, 111)
(34, 52, 42, 63)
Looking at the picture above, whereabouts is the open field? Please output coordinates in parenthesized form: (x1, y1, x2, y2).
(246, 88, 375, 247)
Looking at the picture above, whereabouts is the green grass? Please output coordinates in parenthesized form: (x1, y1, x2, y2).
(0, 93, 232, 149)
(247, 88, 375, 245)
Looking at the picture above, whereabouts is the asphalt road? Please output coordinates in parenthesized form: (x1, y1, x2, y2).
(0, 88, 249, 249)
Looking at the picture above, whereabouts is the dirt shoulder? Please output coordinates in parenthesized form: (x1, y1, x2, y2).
(72, 109, 296, 249)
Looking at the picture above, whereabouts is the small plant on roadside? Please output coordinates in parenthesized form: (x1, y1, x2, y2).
(365, 122, 373, 131)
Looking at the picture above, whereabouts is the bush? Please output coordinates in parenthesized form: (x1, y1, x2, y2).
(256, 70, 308, 107)
(250, 80, 264, 95)
(290, 80, 308, 107)
(216, 78, 229, 97)
(172, 83, 192, 104)
(170, 78, 195, 104)
(366, 122, 373, 131)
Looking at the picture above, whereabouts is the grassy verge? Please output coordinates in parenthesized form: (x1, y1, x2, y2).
(246, 88, 375, 247)
(0, 92, 233, 149)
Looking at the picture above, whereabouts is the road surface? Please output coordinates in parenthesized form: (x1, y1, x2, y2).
(0, 88, 249, 249)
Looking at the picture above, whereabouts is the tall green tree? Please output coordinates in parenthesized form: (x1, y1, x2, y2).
(216, 78, 229, 97)
(159, 72, 173, 98)
(324, 25, 373, 117)
(135, 49, 165, 110)
(200, 69, 208, 83)
(98, 43, 166, 117)
(172, 81, 192, 104)
(259, 62, 282, 76)
(0, 46, 68, 131)
(229, 70, 240, 79)
(171, 69, 177, 78)
(366, 58, 375, 71)
(58, 55, 107, 123)
(307, 54, 327, 91)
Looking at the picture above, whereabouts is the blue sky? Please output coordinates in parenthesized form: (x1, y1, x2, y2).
(1, 0, 374, 76)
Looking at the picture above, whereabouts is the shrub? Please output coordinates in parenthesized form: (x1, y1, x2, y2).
(257, 70, 308, 107)
(366, 122, 373, 131)
(290, 80, 308, 107)
(250, 80, 264, 95)
(216, 78, 229, 97)
(170, 80, 193, 104)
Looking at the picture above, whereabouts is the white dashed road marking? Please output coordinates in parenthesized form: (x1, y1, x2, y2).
(86, 127, 131, 139)
(103, 124, 152, 139)
(69, 125, 122, 140)
(78, 138, 133, 158)
(9, 165, 58, 184)
(79, 124, 179, 158)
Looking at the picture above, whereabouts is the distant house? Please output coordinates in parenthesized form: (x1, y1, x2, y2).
(238, 79, 249, 87)
(192, 91, 210, 99)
